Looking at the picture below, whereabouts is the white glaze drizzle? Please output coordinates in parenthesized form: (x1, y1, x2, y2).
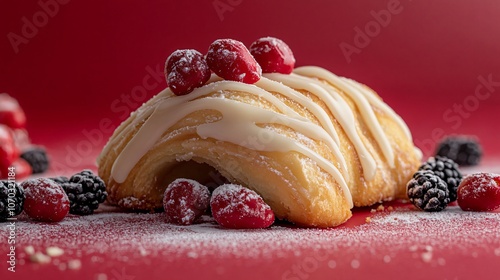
(265, 72, 378, 179)
(106, 66, 416, 209)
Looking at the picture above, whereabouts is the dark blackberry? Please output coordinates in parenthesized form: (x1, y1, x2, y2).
(20, 147, 50, 174)
(407, 170, 450, 212)
(435, 136, 482, 166)
(49, 176, 69, 185)
(0, 181, 25, 221)
(55, 170, 107, 215)
(419, 156, 462, 202)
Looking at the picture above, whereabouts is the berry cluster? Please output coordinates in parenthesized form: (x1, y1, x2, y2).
(163, 178, 275, 229)
(164, 37, 295, 96)
(0, 94, 50, 179)
(408, 157, 462, 211)
(435, 136, 482, 166)
(407, 156, 500, 212)
(0, 170, 107, 223)
(51, 170, 108, 215)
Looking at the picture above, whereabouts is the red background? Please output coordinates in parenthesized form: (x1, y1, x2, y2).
(1, 1, 500, 279)
(2, 0, 500, 166)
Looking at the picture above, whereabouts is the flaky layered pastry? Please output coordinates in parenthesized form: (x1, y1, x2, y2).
(97, 66, 421, 227)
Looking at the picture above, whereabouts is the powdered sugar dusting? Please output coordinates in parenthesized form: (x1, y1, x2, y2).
(3, 204, 499, 277)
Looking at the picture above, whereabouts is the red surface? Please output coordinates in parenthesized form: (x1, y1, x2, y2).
(1, 0, 500, 279)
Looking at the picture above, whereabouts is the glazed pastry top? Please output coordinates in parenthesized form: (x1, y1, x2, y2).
(102, 66, 418, 208)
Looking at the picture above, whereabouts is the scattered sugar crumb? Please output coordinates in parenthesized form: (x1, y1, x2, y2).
(387, 206, 394, 212)
(139, 247, 148, 256)
(421, 251, 433, 263)
(96, 273, 108, 280)
(377, 205, 385, 212)
(68, 259, 82, 270)
(30, 252, 51, 264)
(383, 255, 391, 263)
(370, 209, 377, 213)
(351, 259, 360, 269)
(365, 217, 372, 223)
(58, 263, 67, 271)
(46, 246, 64, 257)
(24, 245, 35, 255)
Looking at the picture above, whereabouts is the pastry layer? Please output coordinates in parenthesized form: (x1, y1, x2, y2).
(97, 66, 421, 227)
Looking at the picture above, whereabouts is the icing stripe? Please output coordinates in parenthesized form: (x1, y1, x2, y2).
(105, 66, 417, 210)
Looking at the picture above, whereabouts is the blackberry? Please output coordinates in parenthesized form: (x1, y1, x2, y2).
(20, 147, 50, 174)
(53, 170, 107, 215)
(0, 181, 25, 221)
(49, 176, 69, 185)
(419, 156, 462, 202)
(435, 136, 482, 166)
(407, 170, 450, 212)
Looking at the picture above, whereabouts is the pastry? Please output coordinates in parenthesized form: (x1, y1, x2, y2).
(97, 38, 421, 227)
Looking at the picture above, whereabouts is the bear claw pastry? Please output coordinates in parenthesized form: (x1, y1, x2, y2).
(97, 65, 421, 227)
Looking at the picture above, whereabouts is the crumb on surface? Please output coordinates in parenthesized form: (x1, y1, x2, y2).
(46, 246, 64, 257)
(30, 252, 51, 264)
(68, 259, 82, 270)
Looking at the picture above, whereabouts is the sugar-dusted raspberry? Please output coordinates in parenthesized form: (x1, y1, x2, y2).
(165, 49, 211, 96)
(249, 37, 295, 74)
(21, 178, 70, 222)
(163, 178, 210, 225)
(0, 94, 27, 129)
(4, 158, 32, 179)
(0, 125, 20, 170)
(206, 39, 262, 84)
(457, 173, 500, 212)
(210, 184, 275, 229)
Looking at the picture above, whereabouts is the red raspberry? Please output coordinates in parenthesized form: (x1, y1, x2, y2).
(249, 37, 295, 74)
(206, 39, 262, 84)
(0, 158, 32, 179)
(165, 49, 211, 96)
(457, 172, 500, 211)
(0, 94, 27, 129)
(210, 184, 275, 229)
(21, 178, 70, 222)
(163, 178, 210, 225)
(0, 125, 20, 169)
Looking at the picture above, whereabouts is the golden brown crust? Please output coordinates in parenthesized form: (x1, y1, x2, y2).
(97, 77, 420, 228)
